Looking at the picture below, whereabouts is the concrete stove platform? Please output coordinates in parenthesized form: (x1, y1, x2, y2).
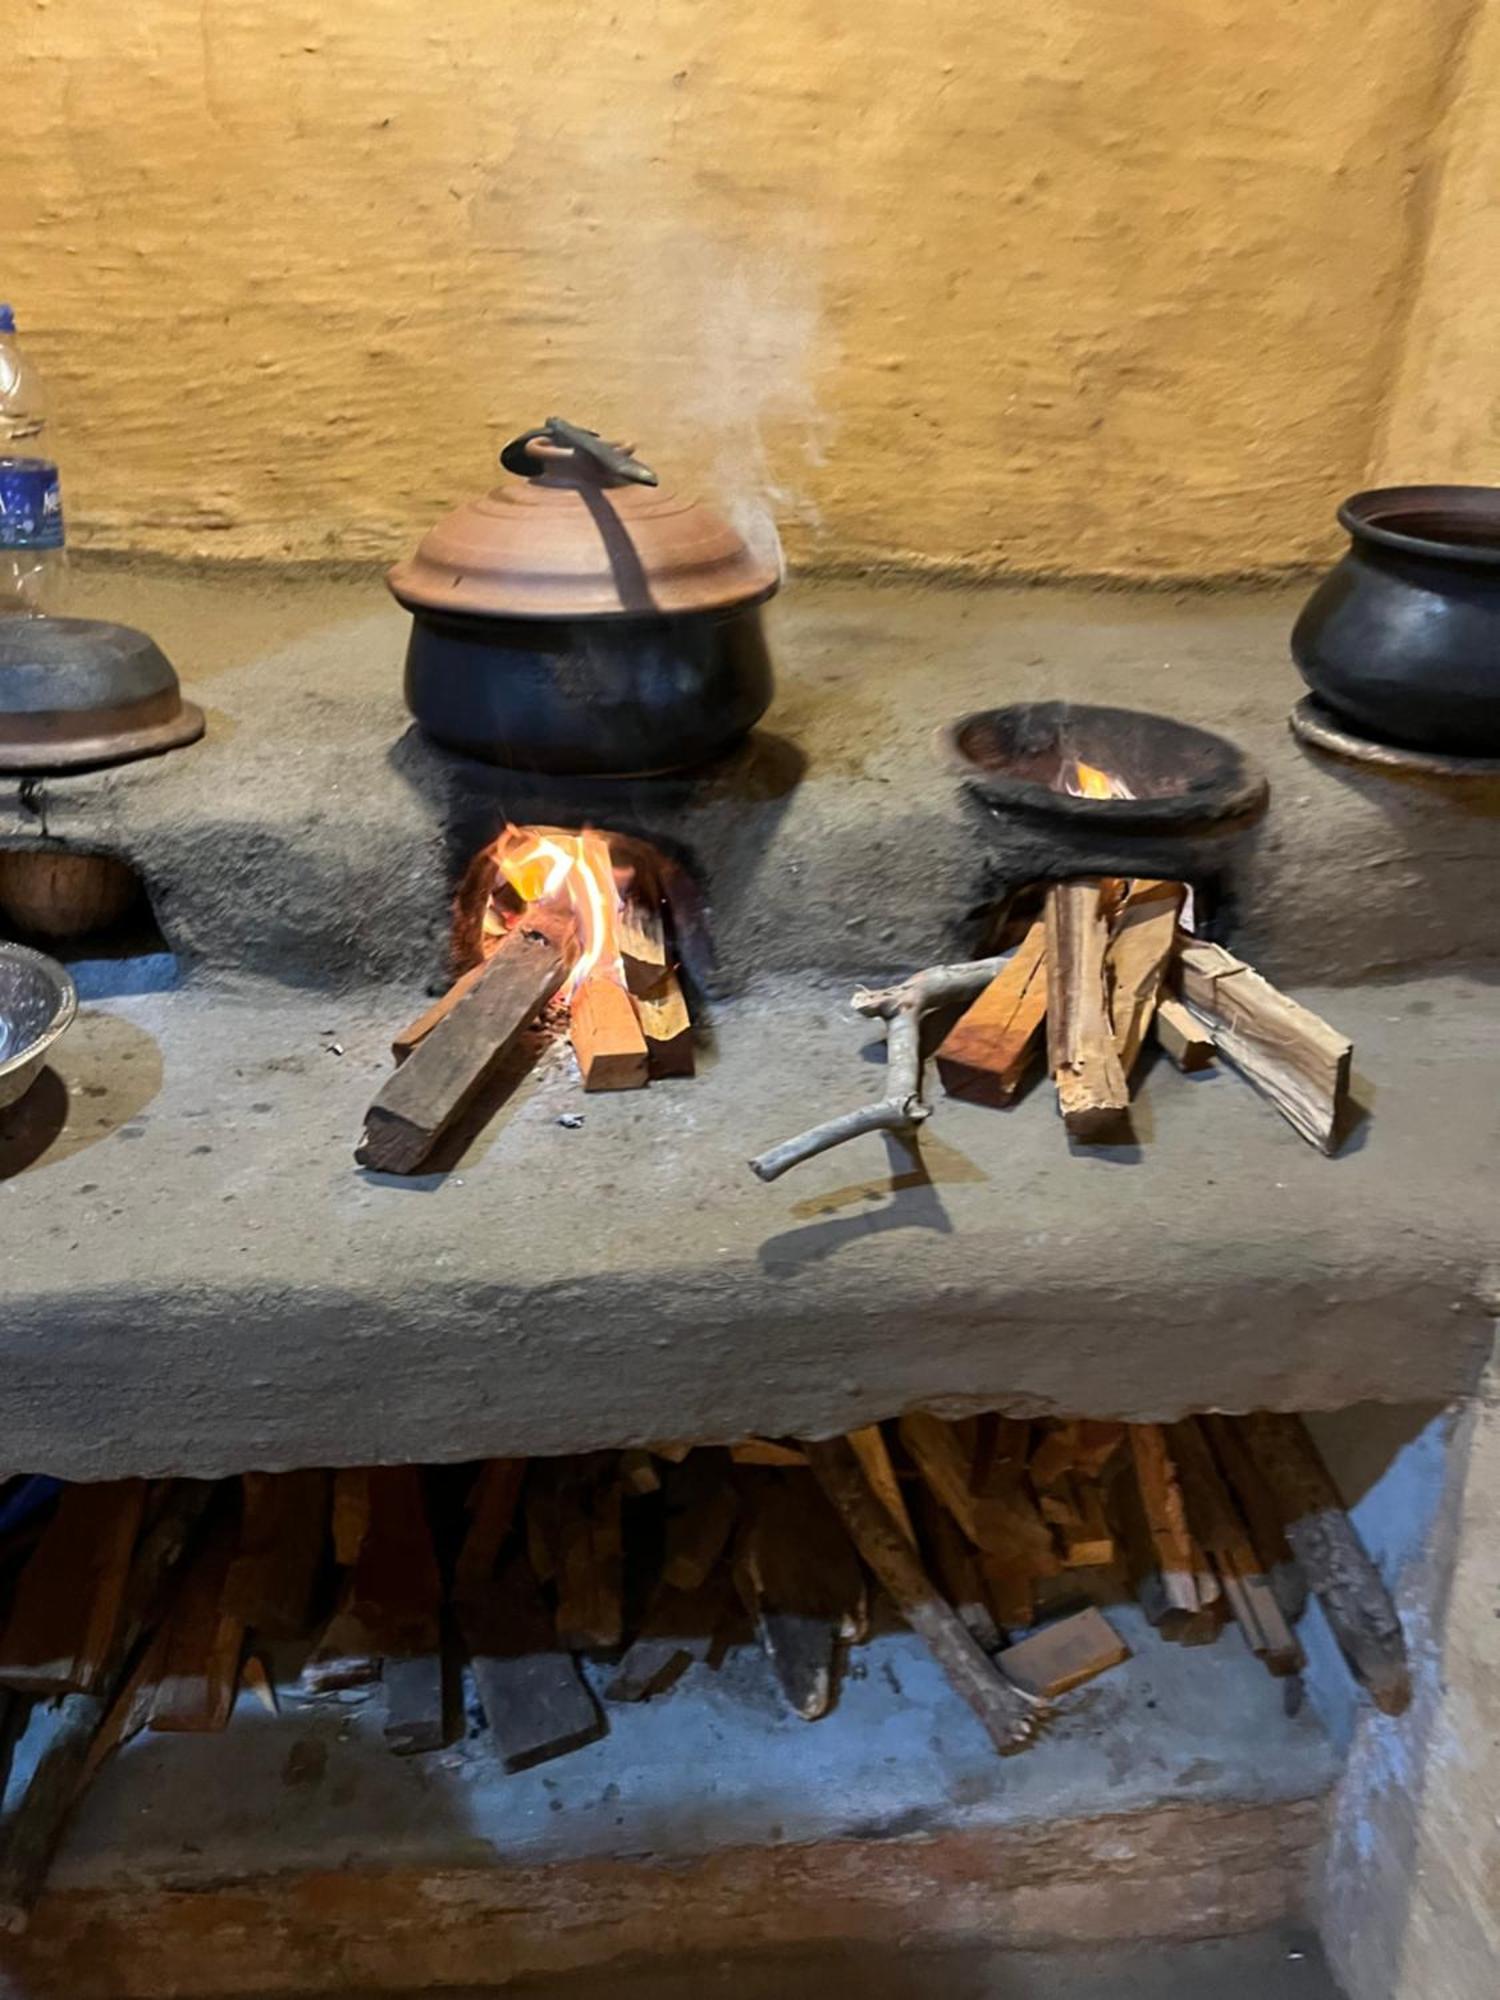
(0, 969, 1491, 1480)
(5, 1612, 1334, 1996)
(3, 565, 1497, 997)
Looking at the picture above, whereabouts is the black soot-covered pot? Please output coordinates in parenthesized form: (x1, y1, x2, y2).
(1292, 485, 1500, 755)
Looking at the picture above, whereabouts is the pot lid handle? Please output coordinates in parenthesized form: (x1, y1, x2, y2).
(499, 418, 659, 487)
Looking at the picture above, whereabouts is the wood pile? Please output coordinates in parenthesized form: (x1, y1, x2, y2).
(750, 878, 1354, 1180)
(0, 1412, 1406, 1927)
(358, 831, 696, 1175)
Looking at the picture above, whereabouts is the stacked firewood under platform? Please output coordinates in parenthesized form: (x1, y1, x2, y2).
(752, 878, 1354, 1180)
(0, 1411, 1407, 1931)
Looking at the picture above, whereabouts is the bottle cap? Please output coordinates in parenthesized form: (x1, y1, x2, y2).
(0, 307, 14, 334)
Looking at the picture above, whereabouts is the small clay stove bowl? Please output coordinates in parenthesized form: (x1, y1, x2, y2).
(0, 943, 77, 1113)
(941, 701, 1269, 832)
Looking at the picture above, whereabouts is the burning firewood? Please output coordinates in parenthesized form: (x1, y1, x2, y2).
(357, 910, 575, 1174)
(1045, 880, 1131, 1136)
(748, 953, 1007, 1182)
(570, 975, 650, 1092)
(1176, 940, 1352, 1152)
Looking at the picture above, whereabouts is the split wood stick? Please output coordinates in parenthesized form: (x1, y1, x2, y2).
(1154, 995, 1216, 1072)
(606, 1568, 735, 1704)
(80, 1629, 166, 1788)
(460, 1547, 605, 1773)
(331, 1468, 372, 1568)
(553, 1454, 624, 1653)
(898, 1414, 988, 1545)
(1107, 880, 1185, 1076)
(847, 1425, 916, 1542)
(749, 954, 1006, 1182)
(1042, 1480, 1115, 1569)
(911, 1484, 1003, 1653)
(660, 1454, 739, 1595)
(1167, 1420, 1302, 1676)
(934, 919, 1048, 1107)
(0, 1482, 215, 1933)
(802, 1437, 1041, 1754)
(390, 962, 488, 1062)
(301, 1587, 381, 1694)
(357, 912, 573, 1173)
(454, 1459, 526, 1603)
(728, 1439, 807, 1467)
(631, 969, 695, 1079)
(1044, 881, 1130, 1135)
(1028, 1421, 1083, 1492)
(571, 975, 650, 1092)
(149, 1529, 245, 1733)
(619, 1449, 661, 1494)
(1233, 1413, 1409, 1714)
(350, 1467, 443, 1658)
(618, 893, 670, 997)
(996, 1608, 1129, 1698)
(1176, 939, 1351, 1152)
(734, 1470, 866, 1719)
(1129, 1425, 1212, 1617)
(1202, 1414, 1308, 1624)
(223, 1471, 330, 1639)
(0, 1480, 147, 1697)
(973, 1416, 1032, 1495)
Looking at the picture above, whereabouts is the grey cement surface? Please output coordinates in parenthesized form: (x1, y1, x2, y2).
(3, 566, 1496, 995)
(0, 970, 1493, 1477)
(319, 1932, 1341, 1999)
(34, 1610, 1334, 1889)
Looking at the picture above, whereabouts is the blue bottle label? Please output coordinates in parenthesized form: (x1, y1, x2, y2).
(0, 457, 64, 550)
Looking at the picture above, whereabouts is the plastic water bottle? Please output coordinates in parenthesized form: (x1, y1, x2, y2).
(0, 306, 65, 614)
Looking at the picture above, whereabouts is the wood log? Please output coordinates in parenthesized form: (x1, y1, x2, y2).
(454, 1459, 526, 1602)
(0, 1481, 147, 1696)
(1176, 939, 1351, 1151)
(630, 970, 696, 1079)
(0, 1482, 215, 1933)
(223, 1471, 330, 1639)
(81, 1631, 165, 1787)
(802, 1437, 1041, 1754)
(460, 1548, 605, 1774)
(897, 1414, 987, 1545)
(734, 1471, 866, 1719)
(617, 894, 670, 997)
(570, 975, 650, 1092)
(553, 1455, 624, 1653)
(934, 919, 1048, 1106)
(996, 1607, 1129, 1698)
(350, 1468, 443, 1658)
(390, 962, 488, 1061)
(357, 914, 573, 1172)
(1128, 1426, 1213, 1618)
(1106, 880, 1185, 1076)
(1154, 995, 1216, 1072)
(1234, 1412, 1409, 1713)
(148, 1530, 245, 1733)
(1044, 881, 1130, 1135)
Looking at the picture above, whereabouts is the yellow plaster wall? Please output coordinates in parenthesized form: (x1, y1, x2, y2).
(4, 0, 1479, 578)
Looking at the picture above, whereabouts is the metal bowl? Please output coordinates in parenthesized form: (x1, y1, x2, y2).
(0, 944, 78, 1112)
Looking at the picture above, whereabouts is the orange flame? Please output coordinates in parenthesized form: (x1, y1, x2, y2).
(487, 825, 624, 992)
(1067, 757, 1133, 801)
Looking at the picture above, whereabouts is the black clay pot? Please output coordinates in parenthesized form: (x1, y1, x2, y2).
(1292, 486, 1500, 755)
(402, 603, 773, 776)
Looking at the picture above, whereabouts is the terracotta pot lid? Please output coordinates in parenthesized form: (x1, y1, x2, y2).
(387, 419, 781, 622)
(0, 617, 205, 774)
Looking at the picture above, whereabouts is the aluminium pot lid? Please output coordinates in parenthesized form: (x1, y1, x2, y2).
(0, 617, 205, 774)
(387, 421, 781, 622)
